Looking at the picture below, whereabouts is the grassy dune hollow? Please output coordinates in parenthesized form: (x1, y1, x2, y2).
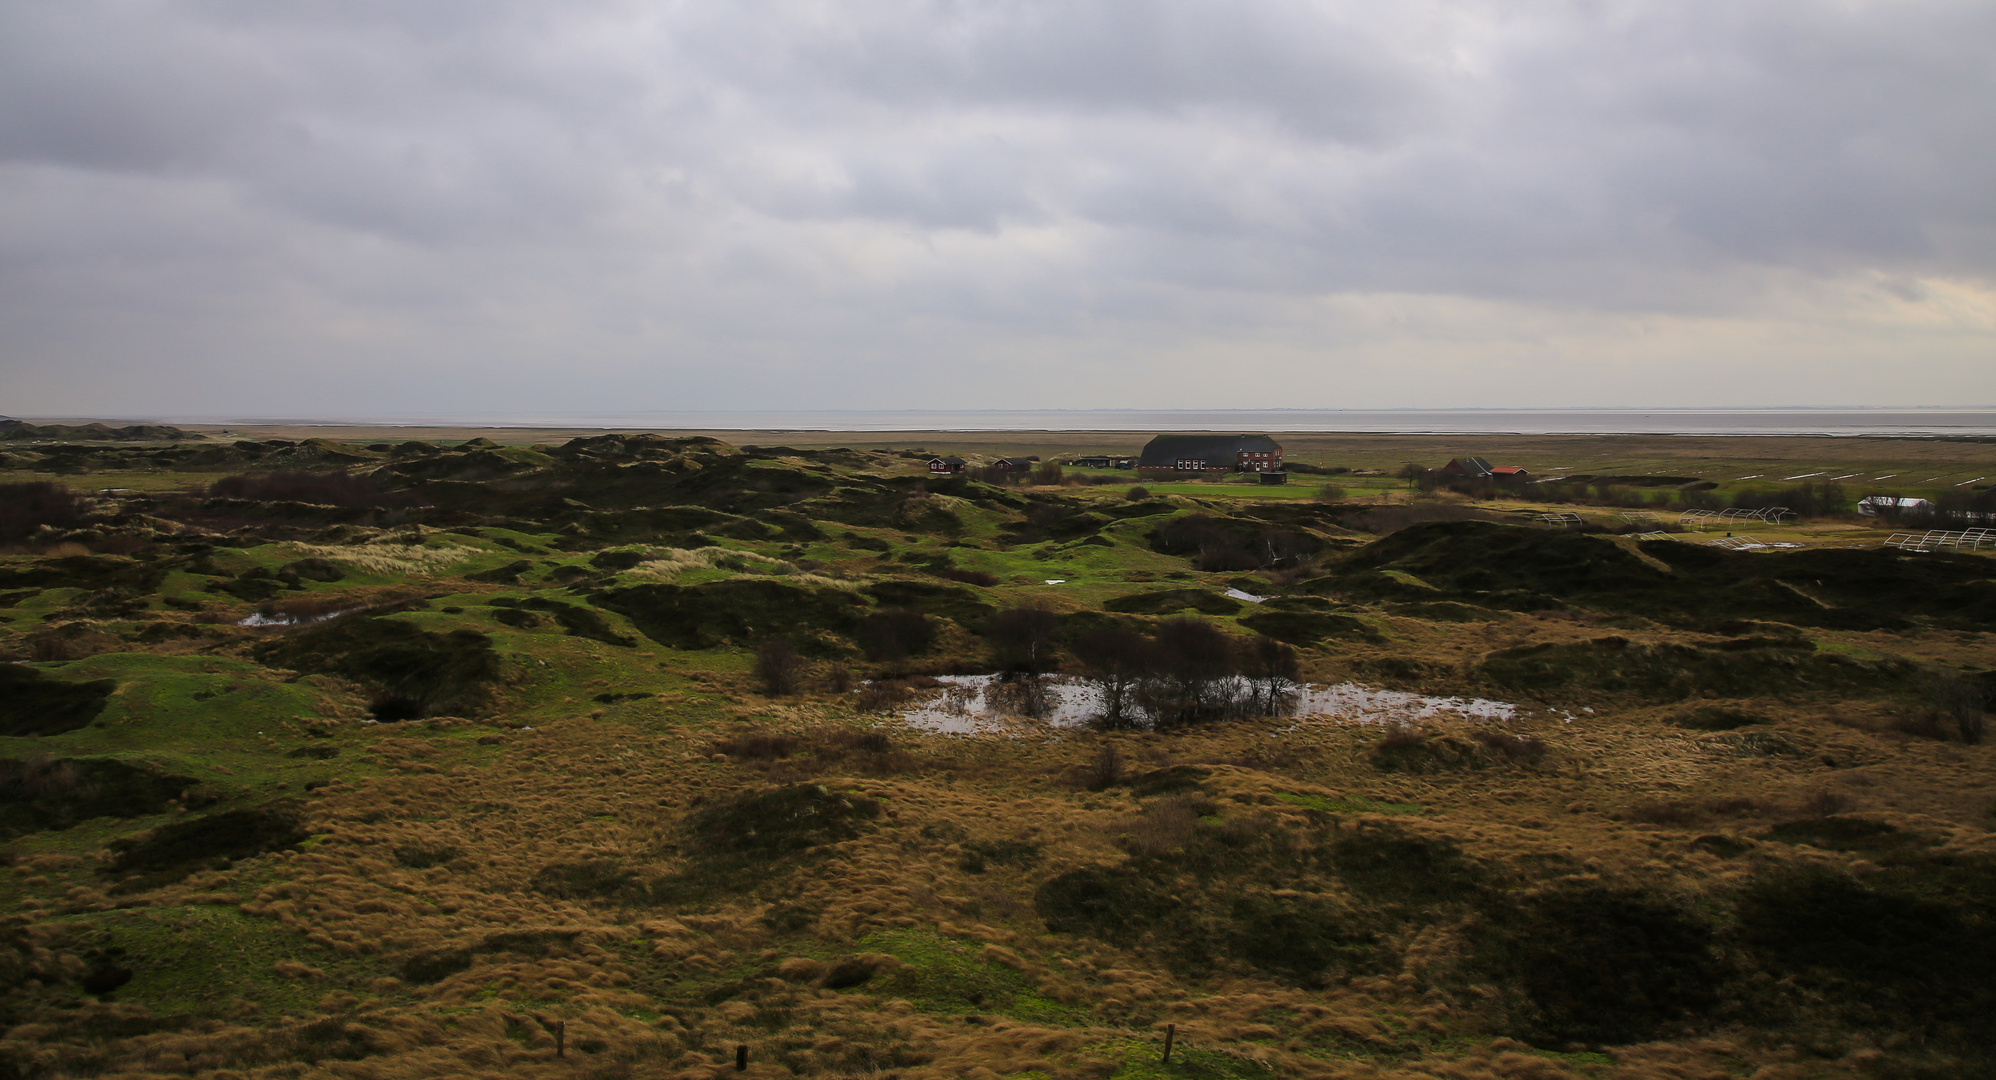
(0, 431, 1992, 1080)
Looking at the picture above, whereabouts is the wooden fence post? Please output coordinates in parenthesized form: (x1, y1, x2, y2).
(736, 1043, 748, 1071)
(1162, 1023, 1175, 1063)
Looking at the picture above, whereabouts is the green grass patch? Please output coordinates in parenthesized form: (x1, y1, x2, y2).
(1273, 791, 1425, 815)
(856, 928, 1083, 1024)
(50, 905, 374, 1016)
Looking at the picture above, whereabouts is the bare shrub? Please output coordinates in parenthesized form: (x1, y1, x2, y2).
(754, 637, 805, 696)
(855, 680, 913, 713)
(1034, 462, 1065, 485)
(1928, 672, 1987, 745)
(1313, 484, 1347, 503)
(988, 673, 1055, 720)
(823, 662, 855, 694)
(1241, 635, 1300, 716)
(987, 602, 1060, 674)
(1078, 743, 1124, 792)
(1471, 729, 1548, 765)
(1797, 789, 1859, 817)
(1126, 486, 1151, 501)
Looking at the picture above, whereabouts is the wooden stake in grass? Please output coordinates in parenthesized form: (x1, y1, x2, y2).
(552, 1020, 565, 1058)
(1162, 1023, 1175, 1064)
(736, 1043, 748, 1071)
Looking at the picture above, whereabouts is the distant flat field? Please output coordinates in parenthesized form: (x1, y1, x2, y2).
(151, 423, 1996, 496)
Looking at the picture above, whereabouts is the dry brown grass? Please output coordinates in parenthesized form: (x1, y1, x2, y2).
(9, 667, 1996, 1079)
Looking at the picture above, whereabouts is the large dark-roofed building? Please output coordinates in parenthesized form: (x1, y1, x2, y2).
(1137, 434, 1284, 473)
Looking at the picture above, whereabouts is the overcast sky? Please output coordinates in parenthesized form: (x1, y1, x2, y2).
(3, 0, 1992, 419)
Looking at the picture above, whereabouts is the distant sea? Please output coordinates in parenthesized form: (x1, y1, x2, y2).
(191, 409, 1996, 437)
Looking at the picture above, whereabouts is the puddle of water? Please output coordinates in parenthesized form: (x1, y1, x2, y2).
(897, 674, 1515, 734)
(236, 609, 352, 628)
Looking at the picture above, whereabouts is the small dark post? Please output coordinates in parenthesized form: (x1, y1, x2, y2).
(1161, 1023, 1175, 1063)
(736, 1044, 748, 1071)
(553, 1020, 566, 1058)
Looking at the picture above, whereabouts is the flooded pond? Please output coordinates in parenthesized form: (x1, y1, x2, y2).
(897, 674, 1516, 735)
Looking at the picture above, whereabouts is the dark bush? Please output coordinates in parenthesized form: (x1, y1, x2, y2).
(254, 618, 501, 719)
(856, 608, 935, 662)
(498, 596, 636, 647)
(1485, 886, 1723, 1045)
(0, 756, 200, 838)
(465, 559, 533, 584)
(1126, 765, 1211, 798)
(682, 783, 880, 854)
(1034, 865, 1174, 943)
(278, 558, 345, 584)
(1736, 859, 1996, 1041)
(0, 481, 88, 543)
(1673, 705, 1769, 730)
(207, 471, 416, 509)
(1224, 893, 1375, 984)
(1331, 825, 1483, 904)
(1147, 514, 1315, 572)
(0, 665, 116, 737)
(1369, 726, 1504, 773)
(595, 580, 865, 651)
(1761, 816, 1920, 855)
(106, 804, 306, 884)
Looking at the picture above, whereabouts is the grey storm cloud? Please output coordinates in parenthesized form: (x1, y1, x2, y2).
(1, 0, 1992, 416)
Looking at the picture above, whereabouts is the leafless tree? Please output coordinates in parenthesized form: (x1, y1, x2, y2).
(1241, 635, 1300, 716)
(1138, 617, 1243, 727)
(1074, 626, 1152, 730)
(988, 602, 1060, 674)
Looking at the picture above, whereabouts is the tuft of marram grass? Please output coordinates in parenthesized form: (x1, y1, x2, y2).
(285, 541, 484, 576)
